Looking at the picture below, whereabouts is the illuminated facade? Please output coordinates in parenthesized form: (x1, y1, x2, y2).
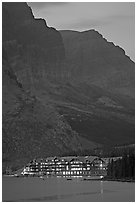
(21, 156, 107, 177)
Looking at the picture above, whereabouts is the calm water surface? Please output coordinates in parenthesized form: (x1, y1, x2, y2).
(2, 176, 135, 202)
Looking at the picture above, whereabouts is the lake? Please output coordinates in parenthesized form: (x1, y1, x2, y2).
(2, 176, 135, 202)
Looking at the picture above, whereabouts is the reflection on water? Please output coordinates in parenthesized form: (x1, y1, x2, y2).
(2, 177, 135, 202)
(100, 180, 104, 201)
(100, 181, 103, 194)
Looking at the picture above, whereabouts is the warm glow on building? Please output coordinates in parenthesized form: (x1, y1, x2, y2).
(22, 156, 107, 177)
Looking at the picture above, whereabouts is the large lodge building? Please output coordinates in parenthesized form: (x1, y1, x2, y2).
(21, 156, 112, 177)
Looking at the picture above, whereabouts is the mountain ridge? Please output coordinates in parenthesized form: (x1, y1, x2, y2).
(60, 29, 134, 62)
(60, 29, 134, 98)
(2, 2, 135, 171)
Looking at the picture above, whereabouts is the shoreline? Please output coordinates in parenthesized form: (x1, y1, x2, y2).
(103, 177, 135, 183)
(3, 175, 135, 183)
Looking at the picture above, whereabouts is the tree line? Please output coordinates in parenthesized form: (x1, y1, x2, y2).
(107, 153, 135, 179)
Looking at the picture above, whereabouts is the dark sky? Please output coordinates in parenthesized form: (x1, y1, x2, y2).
(28, 2, 135, 61)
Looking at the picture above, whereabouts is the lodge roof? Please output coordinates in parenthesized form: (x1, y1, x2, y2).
(84, 156, 99, 163)
(35, 156, 102, 163)
(31, 155, 121, 165)
(102, 156, 122, 163)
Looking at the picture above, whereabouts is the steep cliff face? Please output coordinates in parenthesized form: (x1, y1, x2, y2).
(2, 2, 82, 171)
(60, 30, 135, 98)
(3, 2, 65, 92)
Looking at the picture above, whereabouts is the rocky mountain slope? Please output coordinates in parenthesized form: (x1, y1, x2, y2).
(2, 2, 135, 171)
(57, 30, 135, 146)
(2, 2, 82, 171)
(60, 30, 135, 98)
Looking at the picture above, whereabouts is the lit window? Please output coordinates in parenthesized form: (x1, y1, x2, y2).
(87, 167, 90, 170)
(100, 164, 103, 167)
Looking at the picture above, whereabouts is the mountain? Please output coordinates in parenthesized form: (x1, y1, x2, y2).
(3, 2, 66, 91)
(56, 29, 134, 146)
(60, 30, 135, 98)
(2, 3, 135, 171)
(2, 2, 82, 172)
